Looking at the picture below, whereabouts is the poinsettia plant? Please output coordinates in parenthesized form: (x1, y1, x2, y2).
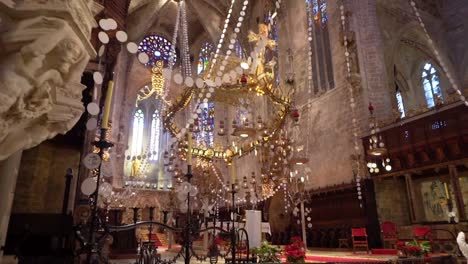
(396, 240, 431, 257)
(285, 236, 306, 263)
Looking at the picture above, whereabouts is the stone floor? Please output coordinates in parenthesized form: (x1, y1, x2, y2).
(108, 248, 397, 264)
(109, 246, 225, 264)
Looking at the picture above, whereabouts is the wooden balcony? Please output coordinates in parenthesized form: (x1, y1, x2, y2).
(362, 102, 468, 177)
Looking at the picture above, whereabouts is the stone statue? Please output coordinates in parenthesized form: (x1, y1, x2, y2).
(339, 11, 361, 88)
(0, 15, 92, 160)
(343, 30, 361, 88)
(130, 158, 141, 178)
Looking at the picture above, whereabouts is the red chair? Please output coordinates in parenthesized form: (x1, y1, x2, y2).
(413, 226, 432, 241)
(381, 221, 398, 248)
(412, 226, 433, 254)
(352, 228, 369, 253)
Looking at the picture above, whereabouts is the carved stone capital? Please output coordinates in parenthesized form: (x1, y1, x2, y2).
(0, 1, 96, 160)
(1, 0, 97, 56)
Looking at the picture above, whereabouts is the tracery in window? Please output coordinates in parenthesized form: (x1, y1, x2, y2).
(131, 109, 145, 156)
(149, 110, 161, 160)
(422, 62, 443, 108)
(235, 39, 243, 58)
(310, 0, 327, 23)
(197, 102, 214, 147)
(138, 35, 176, 67)
(395, 87, 405, 118)
(197, 42, 214, 74)
(306, 0, 334, 94)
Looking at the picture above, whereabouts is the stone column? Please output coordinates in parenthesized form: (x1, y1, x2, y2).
(0, 0, 97, 161)
(0, 0, 96, 259)
(300, 200, 307, 249)
(404, 173, 417, 222)
(350, 0, 393, 120)
(0, 151, 22, 260)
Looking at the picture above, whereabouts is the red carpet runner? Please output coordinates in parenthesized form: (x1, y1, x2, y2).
(279, 255, 387, 263)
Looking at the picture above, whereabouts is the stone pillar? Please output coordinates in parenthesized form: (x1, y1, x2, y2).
(0, 0, 97, 161)
(300, 201, 307, 249)
(350, 0, 393, 120)
(404, 173, 417, 222)
(0, 151, 22, 260)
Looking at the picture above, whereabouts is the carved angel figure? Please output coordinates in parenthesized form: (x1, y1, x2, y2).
(248, 23, 277, 79)
(0, 16, 90, 160)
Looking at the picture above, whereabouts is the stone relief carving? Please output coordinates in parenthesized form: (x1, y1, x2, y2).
(0, 13, 93, 160)
(339, 11, 361, 90)
(11, 0, 97, 39)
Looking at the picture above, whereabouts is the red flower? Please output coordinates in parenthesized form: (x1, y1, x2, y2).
(406, 246, 421, 253)
(285, 237, 306, 263)
(214, 237, 224, 245)
(396, 241, 406, 248)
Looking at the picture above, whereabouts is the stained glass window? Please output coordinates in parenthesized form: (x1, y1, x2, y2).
(131, 109, 145, 156)
(138, 35, 176, 67)
(310, 0, 327, 24)
(150, 110, 161, 160)
(422, 62, 443, 108)
(306, 0, 334, 94)
(197, 102, 214, 147)
(396, 88, 405, 118)
(235, 39, 243, 58)
(197, 42, 214, 75)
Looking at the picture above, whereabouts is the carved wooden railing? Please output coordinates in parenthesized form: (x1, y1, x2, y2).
(363, 103, 468, 176)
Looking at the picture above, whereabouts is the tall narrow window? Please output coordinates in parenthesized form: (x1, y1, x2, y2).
(422, 62, 443, 108)
(306, 0, 334, 94)
(197, 102, 214, 147)
(235, 39, 243, 58)
(150, 110, 161, 160)
(131, 109, 145, 156)
(396, 88, 405, 118)
(197, 42, 214, 75)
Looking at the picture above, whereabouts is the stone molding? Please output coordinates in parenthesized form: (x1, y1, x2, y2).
(1, 0, 97, 56)
(0, 1, 96, 161)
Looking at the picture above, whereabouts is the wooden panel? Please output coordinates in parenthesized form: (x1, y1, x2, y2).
(287, 186, 369, 248)
(363, 104, 468, 176)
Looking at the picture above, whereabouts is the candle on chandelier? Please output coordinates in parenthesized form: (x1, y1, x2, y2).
(444, 182, 450, 199)
(101, 80, 114, 129)
(231, 160, 236, 183)
(187, 131, 192, 166)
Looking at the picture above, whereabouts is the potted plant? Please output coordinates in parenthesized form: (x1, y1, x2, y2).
(285, 236, 306, 263)
(406, 240, 431, 257)
(396, 240, 431, 258)
(251, 241, 281, 263)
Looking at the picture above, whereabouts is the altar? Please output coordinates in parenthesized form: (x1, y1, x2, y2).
(204, 221, 271, 235)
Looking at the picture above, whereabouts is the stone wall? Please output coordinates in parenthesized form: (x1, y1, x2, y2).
(12, 141, 80, 214)
(439, 0, 468, 88)
(280, 0, 467, 191)
(374, 177, 411, 226)
(279, 0, 392, 189)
